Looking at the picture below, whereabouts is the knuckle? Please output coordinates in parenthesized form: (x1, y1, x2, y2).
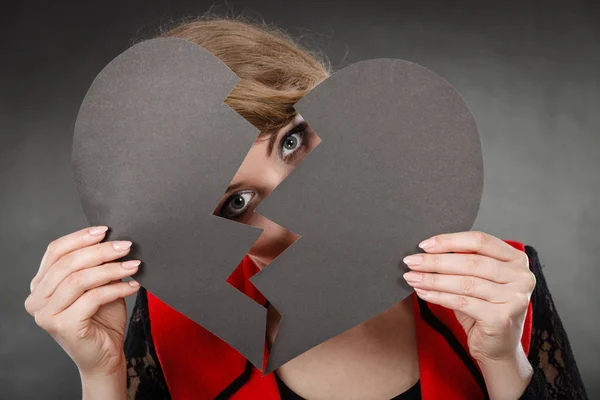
(29, 276, 38, 291)
(472, 231, 490, 248)
(429, 254, 441, 270)
(65, 270, 86, 290)
(528, 271, 537, 292)
(522, 252, 530, 266)
(460, 277, 477, 294)
(455, 295, 469, 310)
(52, 252, 69, 272)
(98, 242, 108, 254)
(517, 251, 530, 269)
(75, 244, 102, 267)
(430, 290, 441, 303)
(46, 240, 58, 257)
(513, 293, 530, 312)
(466, 255, 482, 273)
(34, 311, 51, 331)
(426, 272, 437, 287)
(24, 296, 34, 315)
(430, 236, 443, 248)
(85, 287, 103, 303)
(97, 242, 115, 261)
(521, 270, 536, 293)
(33, 312, 43, 327)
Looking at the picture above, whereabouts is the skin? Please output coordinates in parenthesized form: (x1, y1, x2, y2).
(212, 114, 315, 269)
(25, 115, 534, 400)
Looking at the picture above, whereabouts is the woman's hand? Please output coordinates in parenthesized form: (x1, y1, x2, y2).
(402, 231, 536, 399)
(24, 226, 141, 380)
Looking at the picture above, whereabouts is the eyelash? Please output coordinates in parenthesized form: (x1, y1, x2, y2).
(279, 123, 308, 163)
(218, 190, 255, 220)
(218, 123, 310, 220)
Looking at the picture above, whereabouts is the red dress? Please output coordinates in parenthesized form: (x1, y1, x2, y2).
(145, 240, 532, 400)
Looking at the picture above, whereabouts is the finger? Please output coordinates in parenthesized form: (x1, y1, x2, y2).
(418, 231, 521, 262)
(30, 240, 132, 306)
(31, 226, 109, 292)
(62, 280, 141, 322)
(413, 289, 490, 321)
(403, 271, 511, 303)
(513, 269, 537, 295)
(43, 260, 141, 315)
(403, 253, 519, 283)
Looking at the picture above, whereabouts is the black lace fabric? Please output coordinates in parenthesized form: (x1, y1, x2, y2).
(124, 246, 589, 399)
(124, 287, 170, 400)
(522, 245, 588, 399)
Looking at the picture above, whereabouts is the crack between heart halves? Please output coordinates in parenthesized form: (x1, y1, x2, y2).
(212, 93, 323, 368)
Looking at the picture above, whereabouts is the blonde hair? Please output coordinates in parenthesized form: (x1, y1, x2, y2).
(156, 16, 331, 137)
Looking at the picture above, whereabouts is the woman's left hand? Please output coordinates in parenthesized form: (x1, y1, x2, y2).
(402, 230, 536, 365)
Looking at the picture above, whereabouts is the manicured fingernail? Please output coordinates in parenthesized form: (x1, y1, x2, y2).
(113, 241, 132, 251)
(89, 226, 108, 236)
(129, 280, 140, 287)
(403, 255, 422, 266)
(418, 239, 435, 249)
(414, 288, 428, 296)
(403, 271, 423, 283)
(122, 260, 141, 269)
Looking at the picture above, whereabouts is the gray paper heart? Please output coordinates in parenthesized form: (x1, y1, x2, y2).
(72, 38, 267, 368)
(72, 38, 483, 373)
(251, 58, 483, 372)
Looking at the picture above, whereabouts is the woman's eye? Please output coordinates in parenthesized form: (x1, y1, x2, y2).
(281, 132, 303, 159)
(220, 191, 254, 219)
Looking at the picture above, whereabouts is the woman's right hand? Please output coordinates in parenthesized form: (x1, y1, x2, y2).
(24, 226, 141, 378)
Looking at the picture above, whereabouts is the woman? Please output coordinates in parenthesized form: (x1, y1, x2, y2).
(25, 16, 588, 400)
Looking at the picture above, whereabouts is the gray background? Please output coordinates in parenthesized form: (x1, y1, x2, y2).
(0, 0, 597, 398)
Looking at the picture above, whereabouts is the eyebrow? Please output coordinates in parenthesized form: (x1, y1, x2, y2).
(267, 133, 278, 157)
(224, 181, 245, 196)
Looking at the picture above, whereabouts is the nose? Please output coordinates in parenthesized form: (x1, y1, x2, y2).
(257, 168, 287, 200)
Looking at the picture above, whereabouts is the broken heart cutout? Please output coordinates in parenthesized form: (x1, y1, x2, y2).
(71, 38, 483, 372)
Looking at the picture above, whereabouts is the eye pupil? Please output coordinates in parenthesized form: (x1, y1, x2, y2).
(231, 195, 245, 209)
(284, 136, 297, 149)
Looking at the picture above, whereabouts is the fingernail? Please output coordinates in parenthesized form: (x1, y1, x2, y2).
(89, 226, 108, 236)
(418, 239, 435, 249)
(113, 241, 132, 251)
(122, 260, 141, 269)
(414, 288, 428, 296)
(403, 271, 423, 283)
(129, 280, 140, 287)
(403, 255, 423, 266)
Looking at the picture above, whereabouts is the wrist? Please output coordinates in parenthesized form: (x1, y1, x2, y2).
(79, 360, 127, 400)
(477, 347, 533, 400)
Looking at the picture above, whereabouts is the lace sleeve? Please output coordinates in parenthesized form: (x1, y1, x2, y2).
(124, 287, 171, 400)
(520, 245, 589, 399)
